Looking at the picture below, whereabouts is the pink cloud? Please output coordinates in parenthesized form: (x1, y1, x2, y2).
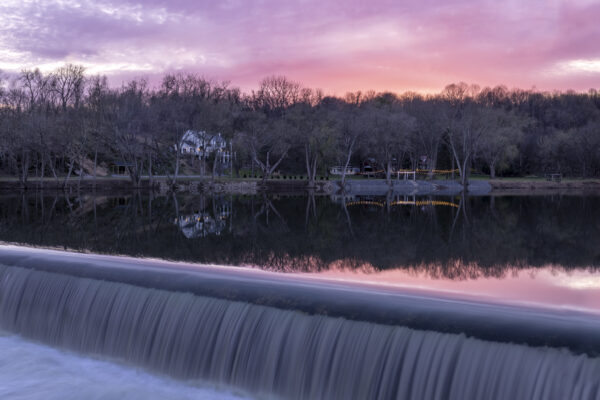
(0, 0, 598, 93)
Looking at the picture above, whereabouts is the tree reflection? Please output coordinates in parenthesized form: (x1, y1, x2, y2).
(0, 192, 598, 278)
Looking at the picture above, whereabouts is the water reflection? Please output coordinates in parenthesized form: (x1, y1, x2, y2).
(308, 266, 600, 315)
(1, 191, 599, 279)
(175, 196, 232, 238)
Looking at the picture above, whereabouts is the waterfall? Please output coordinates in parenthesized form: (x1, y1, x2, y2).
(1, 263, 599, 400)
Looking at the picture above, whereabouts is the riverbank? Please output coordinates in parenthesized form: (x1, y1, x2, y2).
(2, 175, 600, 195)
(0, 176, 332, 194)
(488, 178, 600, 194)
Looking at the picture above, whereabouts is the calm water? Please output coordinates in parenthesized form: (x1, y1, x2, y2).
(1, 191, 600, 399)
(2, 192, 599, 269)
(1, 192, 599, 308)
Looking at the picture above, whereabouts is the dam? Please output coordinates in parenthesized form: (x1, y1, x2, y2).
(1, 246, 599, 400)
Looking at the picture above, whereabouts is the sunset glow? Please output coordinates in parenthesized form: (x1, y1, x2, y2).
(1, 0, 599, 93)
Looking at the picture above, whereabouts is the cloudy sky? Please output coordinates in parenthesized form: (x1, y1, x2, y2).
(0, 0, 599, 94)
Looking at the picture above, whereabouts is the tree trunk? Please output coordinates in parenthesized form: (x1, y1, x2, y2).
(148, 154, 153, 188)
(40, 152, 46, 188)
(255, 148, 288, 184)
(427, 142, 440, 180)
(174, 148, 181, 184)
(305, 146, 318, 188)
(340, 149, 353, 189)
(305, 146, 314, 188)
(212, 153, 219, 181)
(93, 146, 98, 186)
(63, 158, 76, 189)
(19, 151, 30, 189)
(49, 155, 60, 186)
(340, 135, 358, 189)
(448, 138, 467, 188)
(261, 151, 270, 184)
(490, 163, 496, 179)
(461, 156, 469, 189)
(77, 155, 84, 191)
(136, 160, 145, 187)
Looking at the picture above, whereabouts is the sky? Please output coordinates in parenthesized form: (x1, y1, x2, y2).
(0, 0, 599, 94)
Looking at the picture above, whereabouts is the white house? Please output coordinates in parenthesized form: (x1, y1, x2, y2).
(180, 130, 228, 159)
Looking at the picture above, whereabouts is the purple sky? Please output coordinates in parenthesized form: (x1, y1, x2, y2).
(1, 0, 599, 94)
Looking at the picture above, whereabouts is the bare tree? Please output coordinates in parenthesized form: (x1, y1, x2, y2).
(20, 69, 55, 185)
(252, 75, 301, 110)
(290, 89, 335, 187)
(442, 83, 486, 188)
(571, 121, 600, 177)
(239, 112, 292, 182)
(1, 87, 32, 187)
(336, 93, 367, 188)
(478, 109, 528, 178)
(404, 94, 447, 178)
(239, 76, 301, 182)
(51, 64, 85, 110)
(366, 94, 415, 186)
(86, 75, 111, 184)
(106, 80, 152, 186)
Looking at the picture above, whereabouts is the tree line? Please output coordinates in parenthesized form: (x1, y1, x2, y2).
(1, 64, 599, 188)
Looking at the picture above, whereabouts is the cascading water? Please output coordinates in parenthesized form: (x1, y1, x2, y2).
(1, 263, 599, 400)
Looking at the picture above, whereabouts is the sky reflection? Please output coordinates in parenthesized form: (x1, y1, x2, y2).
(308, 266, 600, 315)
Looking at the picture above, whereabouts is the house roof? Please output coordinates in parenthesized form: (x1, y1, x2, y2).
(181, 130, 226, 145)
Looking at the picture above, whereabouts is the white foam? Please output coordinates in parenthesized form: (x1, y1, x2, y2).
(0, 333, 252, 400)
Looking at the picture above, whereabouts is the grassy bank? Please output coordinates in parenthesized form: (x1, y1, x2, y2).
(2, 174, 600, 195)
(487, 177, 600, 194)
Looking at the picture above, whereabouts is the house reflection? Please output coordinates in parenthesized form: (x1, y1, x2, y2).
(175, 197, 232, 238)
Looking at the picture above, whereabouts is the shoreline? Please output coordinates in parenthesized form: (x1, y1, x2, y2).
(488, 179, 600, 193)
(0, 176, 599, 195)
